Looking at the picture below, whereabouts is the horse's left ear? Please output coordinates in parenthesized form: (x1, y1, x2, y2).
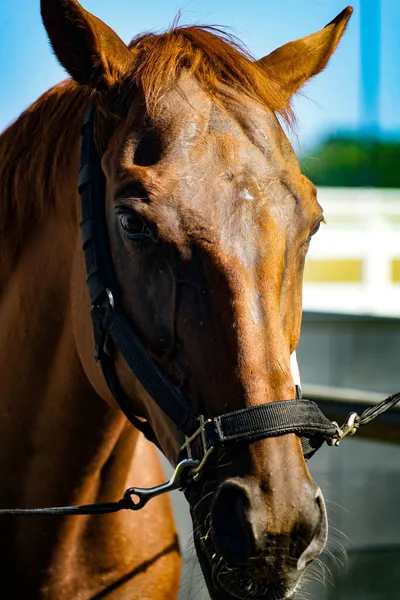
(40, 0, 135, 90)
(257, 7, 353, 102)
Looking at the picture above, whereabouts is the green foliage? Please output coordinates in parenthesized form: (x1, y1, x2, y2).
(300, 135, 400, 187)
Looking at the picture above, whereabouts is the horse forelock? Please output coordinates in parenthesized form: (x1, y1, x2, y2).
(127, 25, 294, 122)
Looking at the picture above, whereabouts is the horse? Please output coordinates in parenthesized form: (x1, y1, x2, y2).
(0, 1, 352, 598)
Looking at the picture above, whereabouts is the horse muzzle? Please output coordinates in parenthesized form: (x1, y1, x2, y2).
(190, 474, 328, 600)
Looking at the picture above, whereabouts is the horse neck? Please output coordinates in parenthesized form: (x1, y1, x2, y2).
(0, 133, 138, 514)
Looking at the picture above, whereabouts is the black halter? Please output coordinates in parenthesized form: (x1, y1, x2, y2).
(0, 102, 398, 518)
(78, 102, 400, 465)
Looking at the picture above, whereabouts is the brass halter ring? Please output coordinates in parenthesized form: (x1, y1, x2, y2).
(180, 415, 216, 480)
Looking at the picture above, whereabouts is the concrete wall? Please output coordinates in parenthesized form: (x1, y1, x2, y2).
(298, 312, 400, 394)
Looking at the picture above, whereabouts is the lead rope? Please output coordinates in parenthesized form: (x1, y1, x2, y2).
(0, 459, 200, 516)
(327, 391, 400, 446)
(358, 392, 400, 425)
(0, 392, 399, 516)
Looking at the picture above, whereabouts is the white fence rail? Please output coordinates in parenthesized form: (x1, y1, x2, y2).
(303, 187, 400, 317)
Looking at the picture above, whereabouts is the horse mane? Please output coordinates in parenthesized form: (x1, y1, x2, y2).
(0, 25, 293, 264)
(0, 80, 93, 263)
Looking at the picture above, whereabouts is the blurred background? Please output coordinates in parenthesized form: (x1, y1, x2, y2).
(1, 1, 399, 598)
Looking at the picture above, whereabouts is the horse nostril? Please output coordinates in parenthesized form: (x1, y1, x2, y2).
(297, 488, 328, 571)
(210, 482, 255, 566)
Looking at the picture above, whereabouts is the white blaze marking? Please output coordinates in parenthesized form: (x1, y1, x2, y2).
(290, 351, 301, 391)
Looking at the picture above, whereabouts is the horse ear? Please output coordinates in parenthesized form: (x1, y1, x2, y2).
(257, 7, 353, 103)
(40, 0, 135, 89)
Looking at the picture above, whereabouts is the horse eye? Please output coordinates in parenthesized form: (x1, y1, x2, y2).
(306, 221, 321, 244)
(118, 212, 153, 241)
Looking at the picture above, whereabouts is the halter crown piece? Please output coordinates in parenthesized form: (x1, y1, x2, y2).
(0, 103, 399, 517)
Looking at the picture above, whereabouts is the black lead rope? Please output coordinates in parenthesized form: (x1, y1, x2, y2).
(357, 392, 400, 425)
(0, 499, 133, 517)
(0, 392, 398, 517)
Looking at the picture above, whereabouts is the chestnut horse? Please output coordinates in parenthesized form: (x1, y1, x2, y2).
(0, 2, 352, 599)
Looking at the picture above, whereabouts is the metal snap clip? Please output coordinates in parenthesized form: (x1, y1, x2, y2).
(328, 412, 360, 447)
(123, 458, 200, 510)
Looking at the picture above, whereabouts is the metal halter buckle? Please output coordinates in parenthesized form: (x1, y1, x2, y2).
(328, 412, 360, 447)
(92, 288, 115, 311)
(105, 288, 115, 308)
(180, 415, 215, 480)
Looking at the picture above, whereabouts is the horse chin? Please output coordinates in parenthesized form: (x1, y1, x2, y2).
(193, 521, 300, 600)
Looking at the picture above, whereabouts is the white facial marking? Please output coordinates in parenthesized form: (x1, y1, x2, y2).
(183, 121, 199, 149)
(290, 351, 301, 390)
(239, 188, 254, 201)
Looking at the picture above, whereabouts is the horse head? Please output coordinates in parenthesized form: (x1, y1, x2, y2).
(41, 2, 352, 598)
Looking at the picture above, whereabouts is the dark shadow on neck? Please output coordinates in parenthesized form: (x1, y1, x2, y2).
(90, 535, 181, 599)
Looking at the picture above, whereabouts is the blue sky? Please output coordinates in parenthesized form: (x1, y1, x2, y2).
(0, 0, 399, 150)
